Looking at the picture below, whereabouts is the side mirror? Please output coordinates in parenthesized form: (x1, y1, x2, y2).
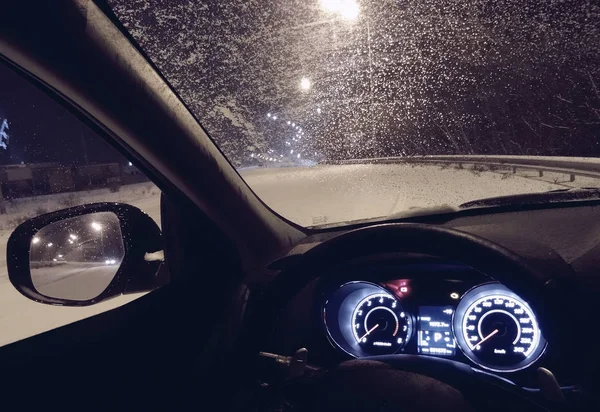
(7, 203, 166, 306)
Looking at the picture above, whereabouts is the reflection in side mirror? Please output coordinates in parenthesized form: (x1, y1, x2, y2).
(30, 212, 124, 301)
(7, 202, 166, 306)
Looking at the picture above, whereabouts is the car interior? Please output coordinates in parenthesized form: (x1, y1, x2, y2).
(0, 1, 599, 411)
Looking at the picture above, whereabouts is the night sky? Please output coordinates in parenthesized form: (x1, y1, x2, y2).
(0, 62, 125, 167)
(110, 0, 600, 166)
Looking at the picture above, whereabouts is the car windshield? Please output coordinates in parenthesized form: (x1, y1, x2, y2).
(108, 0, 600, 227)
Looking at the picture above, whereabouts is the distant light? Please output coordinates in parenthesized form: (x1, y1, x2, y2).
(69, 234, 78, 240)
(297, 153, 301, 159)
(292, 123, 295, 127)
(287, 120, 291, 125)
(105, 259, 111, 265)
(250, 153, 254, 158)
(110, 259, 116, 265)
(91, 222, 102, 231)
(300, 77, 311, 90)
(47, 242, 53, 247)
(267, 113, 271, 117)
(68, 239, 74, 244)
(320, 0, 360, 20)
(450, 292, 460, 300)
(285, 141, 290, 145)
(273, 116, 277, 120)
(32, 237, 40, 244)
(290, 150, 294, 154)
(53, 258, 57, 262)
(58, 254, 63, 258)
(317, 107, 322, 114)
(280, 154, 283, 157)
(128, 162, 133, 166)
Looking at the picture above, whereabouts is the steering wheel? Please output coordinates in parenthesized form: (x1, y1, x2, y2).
(235, 223, 575, 411)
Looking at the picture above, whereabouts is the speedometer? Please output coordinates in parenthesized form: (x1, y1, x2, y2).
(454, 283, 546, 372)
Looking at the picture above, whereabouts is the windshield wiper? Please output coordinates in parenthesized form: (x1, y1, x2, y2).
(459, 187, 600, 209)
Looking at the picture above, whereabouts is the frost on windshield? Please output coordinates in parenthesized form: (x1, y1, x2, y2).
(110, 0, 599, 167)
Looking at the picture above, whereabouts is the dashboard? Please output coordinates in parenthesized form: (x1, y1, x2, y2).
(258, 203, 600, 406)
(323, 277, 546, 373)
(268, 257, 564, 388)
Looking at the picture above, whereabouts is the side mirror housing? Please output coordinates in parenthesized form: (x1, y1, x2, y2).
(6, 203, 166, 306)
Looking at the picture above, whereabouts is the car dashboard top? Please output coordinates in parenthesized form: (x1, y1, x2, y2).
(270, 258, 570, 389)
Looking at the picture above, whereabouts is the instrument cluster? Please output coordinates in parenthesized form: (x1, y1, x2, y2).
(322, 274, 547, 373)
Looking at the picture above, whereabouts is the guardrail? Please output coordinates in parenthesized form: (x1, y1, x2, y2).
(323, 155, 600, 181)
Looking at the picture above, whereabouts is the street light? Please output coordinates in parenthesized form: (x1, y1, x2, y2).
(300, 77, 311, 90)
(32, 237, 40, 244)
(91, 221, 105, 255)
(319, 0, 360, 21)
(69, 234, 78, 240)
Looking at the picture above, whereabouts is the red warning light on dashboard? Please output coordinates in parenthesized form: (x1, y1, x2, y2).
(380, 279, 411, 299)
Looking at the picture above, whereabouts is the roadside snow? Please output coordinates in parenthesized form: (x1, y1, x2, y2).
(241, 163, 584, 226)
(0, 183, 161, 347)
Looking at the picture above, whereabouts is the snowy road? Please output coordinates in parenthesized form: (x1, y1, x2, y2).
(32, 263, 120, 301)
(0, 163, 598, 346)
(242, 163, 597, 226)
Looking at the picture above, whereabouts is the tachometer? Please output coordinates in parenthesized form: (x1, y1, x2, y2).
(323, 281, 413, 357)
(454, 283, 546, 372)
(351, 293, 411, 354)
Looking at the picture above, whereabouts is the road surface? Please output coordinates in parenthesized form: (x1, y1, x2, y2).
(32, 262, 120, 301)
(242, 163, 598, 226)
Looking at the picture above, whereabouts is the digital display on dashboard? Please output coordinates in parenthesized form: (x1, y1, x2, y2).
(417, 306, 456, 356)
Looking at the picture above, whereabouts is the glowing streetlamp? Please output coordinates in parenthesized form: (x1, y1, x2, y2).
(319, 0, 360, 21)
(91, 221, 105, 256)
(300, 77, 311, 91)
(32, 237, 40, 244)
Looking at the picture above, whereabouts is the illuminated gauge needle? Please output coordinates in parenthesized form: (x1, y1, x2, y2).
(475, 329, 499, 349)
(359, 324, 380, 341)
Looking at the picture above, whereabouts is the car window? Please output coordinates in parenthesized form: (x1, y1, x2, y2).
(0, 62, 162, 346)
(109, 0, 600, 227)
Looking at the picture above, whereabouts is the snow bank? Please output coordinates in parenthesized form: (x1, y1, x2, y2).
(240, 163, 592, 226)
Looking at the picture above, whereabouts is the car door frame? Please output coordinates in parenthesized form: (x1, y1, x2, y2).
(0, 0, 305, 407)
